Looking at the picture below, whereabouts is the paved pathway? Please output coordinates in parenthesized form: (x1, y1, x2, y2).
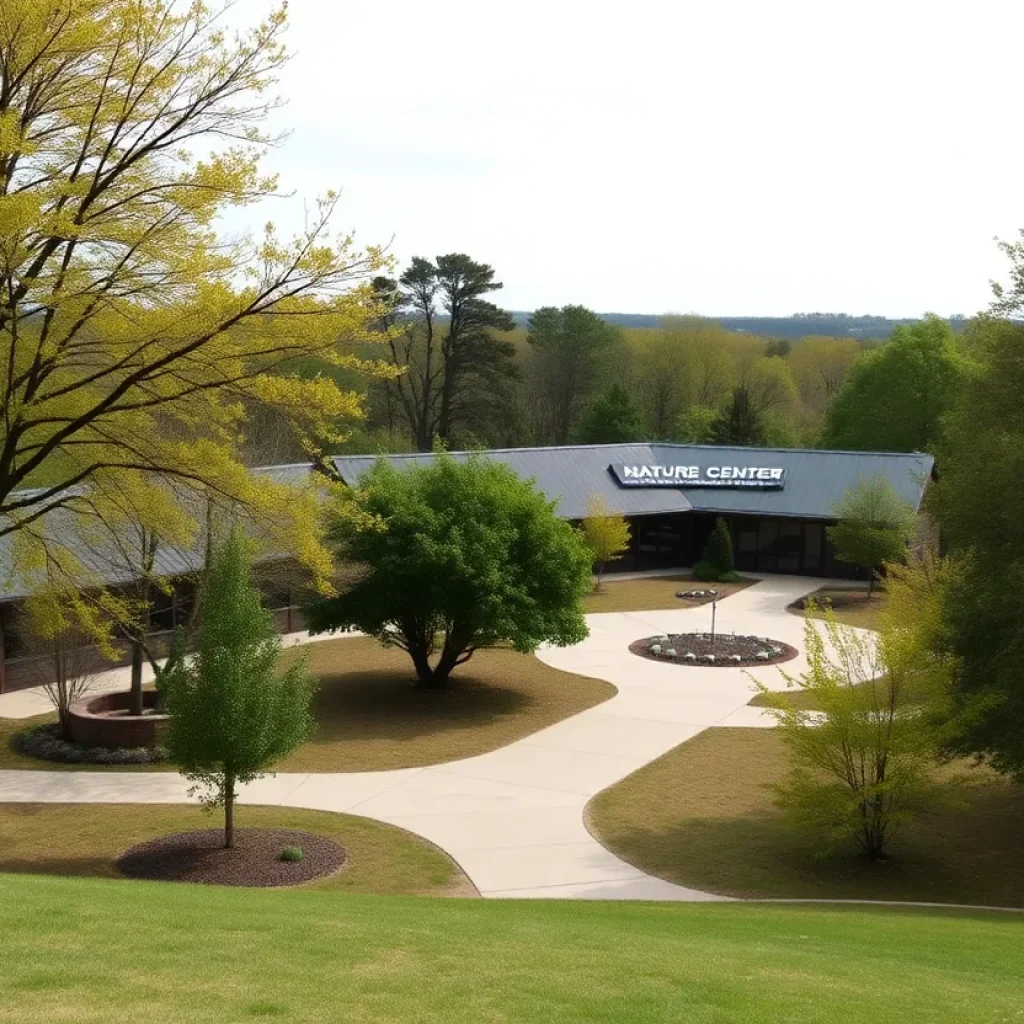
(0, 574, 827, 900)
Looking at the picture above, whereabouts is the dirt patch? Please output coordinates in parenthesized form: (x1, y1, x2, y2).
(629, 633, 798, 668)
(117, 828, 346, 888)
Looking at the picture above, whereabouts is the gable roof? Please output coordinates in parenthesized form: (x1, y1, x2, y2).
(332, 443, 934, 521)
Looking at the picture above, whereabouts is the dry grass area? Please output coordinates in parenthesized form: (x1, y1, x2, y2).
(274, 637, 615, 772)
(2, 638, 614, 773)
(588, 727, 1024, 907)
(0, 803, 475, 897)
(789, 585, 888, 630)
(584, 573, 754, 614)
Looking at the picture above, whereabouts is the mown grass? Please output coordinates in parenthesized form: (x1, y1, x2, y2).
(588, 727, 1024, 907)
(1, 872, 1021, 1024)
(788, 585, 888, 630)
(2, 639, 615, 773)
(0, 803, 473, 897)
(583, 572, 753, 614)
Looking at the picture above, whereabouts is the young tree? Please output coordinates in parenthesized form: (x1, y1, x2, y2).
(305, 453, 592, 688)
(0, 0, 388, 571)
(821, 315, 965, 452)
(756, 557, 956, 861)
(933, 314, 1024, 778)
(577, 385, 644, 444)
(827, 477, 917, 596)
(22, 590, 102, 739)
(380, 255, 517, 450)
(163, 530, 314, 848)
(711, 388, 766, 446)
(581, 496, 631, 590)
(673, 405, 719, 444)
(697, 518, 735, 579)
(526, 306, 620, 444)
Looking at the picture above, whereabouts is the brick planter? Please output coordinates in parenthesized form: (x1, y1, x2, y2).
(68, 690, 168, 750)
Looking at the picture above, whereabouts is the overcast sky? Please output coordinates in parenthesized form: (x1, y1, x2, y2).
(251, 0, 1023, 317)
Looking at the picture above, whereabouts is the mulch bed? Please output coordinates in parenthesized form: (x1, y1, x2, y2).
(117, 828, 346, 888)
(629, 633, 799, 668)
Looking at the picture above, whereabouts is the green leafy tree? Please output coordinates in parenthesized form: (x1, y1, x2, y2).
(673, 405, 719, 444)
(697, 518, 735, 579)
(527, 306, 620, 444)
(933, 315, 1024, 777)
(827, 477, 917, 596)
(163, 529, 315, 848)
(711, 387, 766, 446)
(582, 495, 632, 590)
(756, 557, 956, 861)
(821, 315, 965, 452)
(306, 453, 592, 687)
(577, 384, 644, 444)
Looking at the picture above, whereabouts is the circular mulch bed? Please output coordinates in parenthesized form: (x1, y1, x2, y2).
(629, 633, 799, 668)
(117, 828, 346, 888)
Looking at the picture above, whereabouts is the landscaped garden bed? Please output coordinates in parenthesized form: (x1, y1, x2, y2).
(117, 828, 346, 888)
(629, 634, 798, 668)
(17, 722, 168, 765)
(0, 803, 475, 897)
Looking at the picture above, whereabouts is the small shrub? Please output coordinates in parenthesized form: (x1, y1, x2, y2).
(17, 723, 168, 765)
(718, 571, 742, 583)
(693, 561, 720, 582)
(279, 846, 304, 863)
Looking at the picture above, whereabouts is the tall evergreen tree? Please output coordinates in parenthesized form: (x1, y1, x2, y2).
(380, 255, 517, 450)
(526, 306, 620, 444)
(577, 385, 644, 444)
(711, 388, 766, 446)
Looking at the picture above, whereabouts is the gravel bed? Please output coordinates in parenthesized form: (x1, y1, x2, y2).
(629, 633, 798, 668)
(117, 828, 346, 887)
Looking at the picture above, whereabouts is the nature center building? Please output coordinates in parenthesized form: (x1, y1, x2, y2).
(333, 443, 935, 578)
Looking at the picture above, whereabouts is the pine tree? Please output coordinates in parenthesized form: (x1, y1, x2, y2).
(712, 388, 766, 447)
(163, 529, 315, 848)
(701, 518, 735, 578)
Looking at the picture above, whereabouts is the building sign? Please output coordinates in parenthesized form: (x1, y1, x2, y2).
(609, 464, 785, 489)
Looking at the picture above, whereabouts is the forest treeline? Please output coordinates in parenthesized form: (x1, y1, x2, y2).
(255, 254, 968, 463)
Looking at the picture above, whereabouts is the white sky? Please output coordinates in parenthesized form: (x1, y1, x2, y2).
(249, 0, 1024, 317)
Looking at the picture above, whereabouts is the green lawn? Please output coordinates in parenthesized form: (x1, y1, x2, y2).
(2, 639, 615, 773)
(0, 803, 473, 897)
(789, 586, 887, 630)
(583, 572, 753, 614)
(588, 727, 1024, 907)
(1, 874, 1021, 1024)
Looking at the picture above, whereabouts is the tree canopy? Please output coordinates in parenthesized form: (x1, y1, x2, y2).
(305, 453, 592, 687)
(933, 316, 1024, 778)
(821, 316, 965, 452)
(577, 384, 644, 444)
(826, 476, 917, 595)
(0, 0, 387, 590)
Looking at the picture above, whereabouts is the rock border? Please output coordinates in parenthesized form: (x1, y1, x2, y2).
(629, 633, 799, 668)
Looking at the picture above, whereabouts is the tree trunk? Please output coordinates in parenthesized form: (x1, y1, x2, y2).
(224, 771, 236, 849)
(867, 573, 875, 600)
(129, 639, 145, 716)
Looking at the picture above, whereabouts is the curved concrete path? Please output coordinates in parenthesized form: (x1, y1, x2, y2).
(0, 574, 830, 900)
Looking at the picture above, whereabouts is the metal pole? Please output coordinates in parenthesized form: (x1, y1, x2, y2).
(710, 598, 717, 645)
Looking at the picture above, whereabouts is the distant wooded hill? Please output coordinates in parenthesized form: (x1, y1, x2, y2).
(508, 312, 969, 340)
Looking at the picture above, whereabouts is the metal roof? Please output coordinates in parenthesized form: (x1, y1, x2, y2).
(332, 443, 933, 522)
(1, 444, 934, 603)
(332, 445, 693, 521)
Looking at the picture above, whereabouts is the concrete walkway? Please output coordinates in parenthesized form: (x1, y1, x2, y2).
(0, 574, 827, 900)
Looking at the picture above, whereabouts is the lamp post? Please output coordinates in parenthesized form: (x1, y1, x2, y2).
(710, 594, 717, 645)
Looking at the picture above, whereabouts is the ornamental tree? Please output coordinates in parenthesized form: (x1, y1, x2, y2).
(581, 495, 631, 590)
(699, 517, 735, 580)
(756, 556, 955, 861)
(163, 529, 314, 848)
(0, 0, 388, 569)
(305, 453, 592, 687)
(827, 477, 917, 596)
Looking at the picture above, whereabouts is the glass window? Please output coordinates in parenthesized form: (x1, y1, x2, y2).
(803, 524, 823, 570)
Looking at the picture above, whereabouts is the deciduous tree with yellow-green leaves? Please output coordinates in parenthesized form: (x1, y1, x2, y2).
(581, 495, 631, 590)
(0, 0, 391, 596)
